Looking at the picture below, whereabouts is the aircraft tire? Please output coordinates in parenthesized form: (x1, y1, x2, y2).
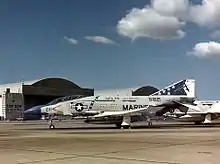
(49, 125, 55, 129)
(148, 122, 153, 126)
(121, 125, 131, 129)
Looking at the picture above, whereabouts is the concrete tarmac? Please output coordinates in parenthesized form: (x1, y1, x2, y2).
(0, 121, 220, 164)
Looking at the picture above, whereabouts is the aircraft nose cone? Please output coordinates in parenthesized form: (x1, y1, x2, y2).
(24, 105, 44, 115)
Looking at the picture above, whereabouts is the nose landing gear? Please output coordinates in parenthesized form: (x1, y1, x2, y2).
(48, 115, 56, 129)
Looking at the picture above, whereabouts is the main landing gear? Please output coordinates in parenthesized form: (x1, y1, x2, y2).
(117, 115, 131, 129)
(115, 123, 131, 129)
(147, 117, 153, 127)
(148, 121, 153, 127)
(121, 125, 131, 129)
(115, 116, 153, 129)
(194, 114, 212, 125)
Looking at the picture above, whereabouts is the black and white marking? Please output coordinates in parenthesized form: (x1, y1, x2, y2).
(88, 96, 100, 110)
(152, 80, 189, 96)
(75, 103, 84, 112)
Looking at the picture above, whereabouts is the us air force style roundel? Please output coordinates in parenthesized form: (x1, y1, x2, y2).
(75, 103, 84, 112)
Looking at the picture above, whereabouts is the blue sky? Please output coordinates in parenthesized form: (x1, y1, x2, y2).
(1, 0, 220, 99)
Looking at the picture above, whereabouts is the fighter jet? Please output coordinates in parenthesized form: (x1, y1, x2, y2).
(40, 79, 196, 129)
(163, 100, 220, 125)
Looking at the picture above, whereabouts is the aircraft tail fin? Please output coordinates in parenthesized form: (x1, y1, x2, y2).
(150, 79, 196, 97)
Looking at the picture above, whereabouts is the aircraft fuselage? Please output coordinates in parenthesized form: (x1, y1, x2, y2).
(41, 95, 195, 117)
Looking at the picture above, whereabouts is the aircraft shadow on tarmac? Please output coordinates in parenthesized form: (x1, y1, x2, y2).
(26, 123, 220, 131)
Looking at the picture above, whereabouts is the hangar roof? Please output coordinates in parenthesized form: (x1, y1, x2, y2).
(94, 87, 137, 96)
(30, 77, 81, 89)
(0, 77, 81, 88)
(0, 77, 85, 94)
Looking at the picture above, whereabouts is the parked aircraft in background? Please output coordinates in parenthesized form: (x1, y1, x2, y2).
(163, 100, 220, 125)
(38, 79, 196, 129)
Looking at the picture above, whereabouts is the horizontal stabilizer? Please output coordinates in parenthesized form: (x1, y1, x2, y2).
(172, 101, 201, 112)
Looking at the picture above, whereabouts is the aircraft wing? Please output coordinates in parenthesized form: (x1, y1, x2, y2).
(88, 106, 149, 118)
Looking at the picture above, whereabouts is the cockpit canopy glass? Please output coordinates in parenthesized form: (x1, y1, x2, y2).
(46, 95, 86, 105)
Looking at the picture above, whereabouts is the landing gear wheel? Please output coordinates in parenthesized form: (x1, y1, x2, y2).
(49, 124, 55, 129)
(148, 122, 153, 127)
(48, 118, 55, 129)
(121, 125, 131, 129)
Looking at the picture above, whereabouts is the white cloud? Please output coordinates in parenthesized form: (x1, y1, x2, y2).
(116, 0, 220, 41)
(152, 0, 189, 20)
(189, 0, 220, 28)
(116, 0, 187, 40)
(84, 36, 118, 45)
(64, 36, 78, 45)
(209, 30, 220, 39)
(187, 41, 220, 58)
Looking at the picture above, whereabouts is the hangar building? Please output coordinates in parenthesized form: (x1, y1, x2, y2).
(0, 77, 94, 120)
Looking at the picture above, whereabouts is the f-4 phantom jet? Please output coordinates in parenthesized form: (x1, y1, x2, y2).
(40, 79, 196, 129)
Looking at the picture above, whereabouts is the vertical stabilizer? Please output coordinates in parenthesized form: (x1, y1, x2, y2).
(151, 79, 195, 97)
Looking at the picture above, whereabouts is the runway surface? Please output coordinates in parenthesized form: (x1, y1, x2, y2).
(1, 120, 220, 164)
